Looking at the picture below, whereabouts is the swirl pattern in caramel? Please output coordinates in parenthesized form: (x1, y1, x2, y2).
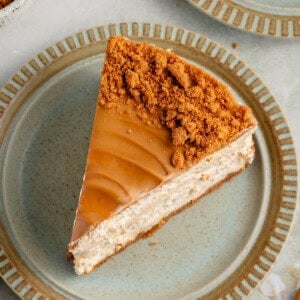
(71, 105, 177, 241)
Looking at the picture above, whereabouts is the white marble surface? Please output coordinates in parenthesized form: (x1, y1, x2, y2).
(0, 0, 299, 299)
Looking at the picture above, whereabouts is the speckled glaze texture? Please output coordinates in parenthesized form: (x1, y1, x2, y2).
(187, 0, 300, 38)
(0, 23, 298, 299)
(0, 0, 32, 26)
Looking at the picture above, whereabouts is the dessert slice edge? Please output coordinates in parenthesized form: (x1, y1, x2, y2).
(68, 125, 256, 275)
(67, 35, 257, 275)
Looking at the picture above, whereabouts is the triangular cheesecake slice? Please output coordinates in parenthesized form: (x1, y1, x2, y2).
(68, 36, 257, 275)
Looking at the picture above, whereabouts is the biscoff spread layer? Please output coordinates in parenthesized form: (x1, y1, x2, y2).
(99, 36, 255, 168)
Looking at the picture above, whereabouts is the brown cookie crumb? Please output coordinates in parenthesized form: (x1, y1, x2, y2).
(99, 36, 255, 168)
(148, 241, 158, 246)
(171, 150, 185, 169)
(125, 69, 139, 89)
(167, 61, 191, 89)
(232, 42, 238, 49)
(172, 127, 188, 146)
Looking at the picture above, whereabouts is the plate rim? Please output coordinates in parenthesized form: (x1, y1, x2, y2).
(0, 22, 298, 299)
(186, 0, 300, 38)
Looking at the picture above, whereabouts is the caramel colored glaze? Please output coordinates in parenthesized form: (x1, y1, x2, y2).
(0, 0, 13, 9)
(71, 104, 177, 241)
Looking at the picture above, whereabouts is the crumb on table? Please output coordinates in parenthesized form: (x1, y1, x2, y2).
(232, 42, 238, 49)
(148, 241, 158, 246)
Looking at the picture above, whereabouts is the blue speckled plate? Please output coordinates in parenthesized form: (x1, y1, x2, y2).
(0, 23, 298, 299)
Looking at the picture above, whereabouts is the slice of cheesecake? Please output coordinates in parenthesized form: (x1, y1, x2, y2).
(68, 36, 257, 275)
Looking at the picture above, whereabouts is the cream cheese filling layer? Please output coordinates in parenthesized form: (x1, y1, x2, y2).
(69, 127, 256, 275)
